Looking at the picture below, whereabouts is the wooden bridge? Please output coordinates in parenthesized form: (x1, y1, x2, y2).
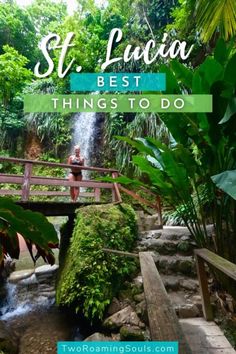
(0, 157, 162, 222)
(105, 248, 236, 353)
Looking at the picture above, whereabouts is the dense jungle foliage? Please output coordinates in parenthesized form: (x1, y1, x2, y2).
(0, 0, 236, 264)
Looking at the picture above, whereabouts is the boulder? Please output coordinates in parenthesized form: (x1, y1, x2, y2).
(84, 333, 113, 341)
(120, 325, 145, 341)
(103, 306, 143, 330)
(162, 276, 180, 291)
(8, 269, 34, 284)
(139, 239, 177, 255)
(35, 264, 58, 276)
(107, 298, 121, 316)
(177, 304, 200, 318)
(180, 279, 198, 291)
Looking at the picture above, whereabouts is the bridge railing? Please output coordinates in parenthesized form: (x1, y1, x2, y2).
(195, 248, 236, 321)
(0, 156, 162, 225)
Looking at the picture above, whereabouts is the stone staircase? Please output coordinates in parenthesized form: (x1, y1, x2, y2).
(135, 212, 212, 319)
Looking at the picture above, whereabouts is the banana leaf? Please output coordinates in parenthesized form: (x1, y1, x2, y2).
(211, 170, 236, 200)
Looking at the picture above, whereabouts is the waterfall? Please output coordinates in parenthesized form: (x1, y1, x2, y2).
(71, 112, 97, 180)
(0, 278, 54, 320)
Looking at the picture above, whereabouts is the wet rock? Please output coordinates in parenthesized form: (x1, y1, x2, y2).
(177, 304, 200, 318)
(120, 325, 145, 341)
(9, 269, 34, 284)
(0, 321, 18, 354)
(84, 333, 113, 341)
(103, 306, 143, 330)
(139, 239, 177, 255)
(180, 279, 198, 291)
(160, 226, 192, 241)
(35, 265, 58, 276)
(190, 295, 203, 313)
(157, 256, 195, 276)
(40, 291, 56, 299)
(139, 230, 162, 240)
(107, 298, 121, 316)
(18, 274, 38, 286)
(162, 276, 180, 291)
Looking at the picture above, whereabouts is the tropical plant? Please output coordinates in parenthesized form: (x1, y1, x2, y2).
(0, 197, 59, 268)
(114, 39, 236, 262)
(24, 79, 72, 155)
(196, 0, 236, 42)
(0, 45, 32, 107)
(0, 1, 37, 66)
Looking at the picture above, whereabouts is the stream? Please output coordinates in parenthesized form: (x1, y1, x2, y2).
(0, 112, 99, 353)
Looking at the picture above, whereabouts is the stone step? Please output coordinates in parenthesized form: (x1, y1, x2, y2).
(137, 238, 196, 256)
(168, 291, 203, 318)
(160, 274, 199, 292)
(153, 254, 196, 276)
(138, 224, 214, 241)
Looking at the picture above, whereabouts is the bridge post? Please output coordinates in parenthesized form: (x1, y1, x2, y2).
(112, 172, 122, 203)
(156, 196, 163, 227)
(94, 188, 101, 202)
(21, 162, 33, 201)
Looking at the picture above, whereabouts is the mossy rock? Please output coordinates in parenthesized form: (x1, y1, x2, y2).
(120, 325, 145, 341)
(56, 203, 138, 322)
(177, 241, 192, 255)
(178, 259, 195, 276)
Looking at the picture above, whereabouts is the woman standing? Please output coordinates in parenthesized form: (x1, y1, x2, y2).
(68, 145, 85, 202)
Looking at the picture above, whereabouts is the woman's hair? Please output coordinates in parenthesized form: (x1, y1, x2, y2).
(74, 145, 80, 150)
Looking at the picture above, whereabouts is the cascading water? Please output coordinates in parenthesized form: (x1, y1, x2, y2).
(71, 112, 97, 180)
(0, 275, 53, 320)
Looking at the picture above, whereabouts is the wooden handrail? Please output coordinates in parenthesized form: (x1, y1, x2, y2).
(140, 252, 191, 352)
(194, 248, 236, 321)
(102, 248, 139, 258)
(0, 156, 118, 173)
(0, 156, 162, 226)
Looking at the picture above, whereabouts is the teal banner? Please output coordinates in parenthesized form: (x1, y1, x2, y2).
(57, 341, 179, 353)
(70, 73, 166, 92)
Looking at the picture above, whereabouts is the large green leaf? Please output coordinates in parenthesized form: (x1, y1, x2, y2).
(171, 60, 193, 89)
(219, 98, 236, 124)
(211, 170, 236, 199)
(214, 38, 228, 65)
(199, 57, 224, 87)
(115, 136, 155, 157)
(132, 155, 173, 193)
(0, 197, 58, 265)
(224, 52, 236, 86)
(159, 64, 180, 94)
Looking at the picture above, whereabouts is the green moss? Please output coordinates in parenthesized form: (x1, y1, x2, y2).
(56, 203, 137, 322)
(120, 326, 145, 341)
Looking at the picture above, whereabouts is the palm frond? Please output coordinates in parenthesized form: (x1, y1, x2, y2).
(196, 0, 236, 42)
